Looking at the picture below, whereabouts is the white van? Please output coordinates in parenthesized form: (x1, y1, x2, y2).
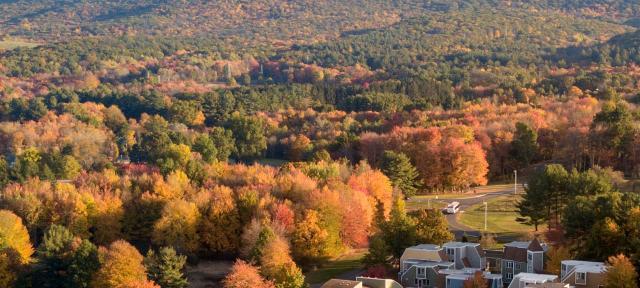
(446, 202, 460, 214)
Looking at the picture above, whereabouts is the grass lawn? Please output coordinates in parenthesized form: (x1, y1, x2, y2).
(304, 249, 366, 285)
(406, 199, 446, 211)
(458, 195, 543, 240)
(0, 39, 39, 50)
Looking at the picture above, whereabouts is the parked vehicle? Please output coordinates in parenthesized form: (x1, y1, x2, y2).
(446, 202, 461, 214)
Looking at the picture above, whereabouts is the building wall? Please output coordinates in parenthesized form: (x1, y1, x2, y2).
(563, 271, 606, 288)
(501, 260, 526, 284)
(531, 252, 544, 273)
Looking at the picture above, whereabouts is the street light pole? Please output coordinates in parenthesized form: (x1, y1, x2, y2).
(484, 201, 488, 231)
(514, 170, 518, 195)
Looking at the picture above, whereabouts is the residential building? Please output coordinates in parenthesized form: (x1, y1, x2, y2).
(398, 242, 486, 288)
(321, 279, 363, 288)
(507, 273, 558, 288)
(356, 277, 403, 288)
(442, 242, 486, 270)
(322, 278, 403, 288)
(524, 284, 570, 288)
(501, 238, 547, 285)
(485, 249, 504, 273)
(560, 260, 606, 288)
(437, 268, 502, 288)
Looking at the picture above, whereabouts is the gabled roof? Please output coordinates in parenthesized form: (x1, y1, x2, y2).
(527, 238, 544, 252)
(503, 245, 528, 263)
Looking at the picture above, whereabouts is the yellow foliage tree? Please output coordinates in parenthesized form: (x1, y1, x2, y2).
(91, 240, 148, 288)
(604, 254, 638, 288)
(91, 194, 124, 245)
(545, 245, 572, 276)
(152, 199, 200, 254)
(0, 210, 34, 264)
(198, 185, 241, 254)
(291, 210, 329, 264)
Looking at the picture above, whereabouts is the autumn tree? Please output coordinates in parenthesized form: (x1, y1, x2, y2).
(198, 185, 241, 255)
(91, 240, 149, 288)
(0, 210, 33, 264)
(223, 260, 274, 288)
(144, 247, 188, 288)
(260, 235, 305, 288)
(380, 151, 421, 198)
(545, 245, 571, 276)
(152, 200, 200, 255)
(290, 210, 330, 265)
(604, 254, 638, 288)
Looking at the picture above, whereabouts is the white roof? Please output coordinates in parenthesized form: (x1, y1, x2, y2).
(444, 242, 479, 248)
(562, 260, 606, 273)
(412, 244, 441, 250)
(513, 273, 558, 283)
(439, 268, 482, 275)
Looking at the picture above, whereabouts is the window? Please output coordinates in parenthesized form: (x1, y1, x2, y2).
(576, 272, 587, 284)
(506, 273, 513, 280)
(506, 261, 513, 269)
(417, 267, 425, 276)
(528, 252, 533, 261)
(415, 278, 419, 285)
(515, 263, 521, 270)
(447, 248, 455, 262)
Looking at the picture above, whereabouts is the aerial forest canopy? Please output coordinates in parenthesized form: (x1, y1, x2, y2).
(0, 0, 640, 287)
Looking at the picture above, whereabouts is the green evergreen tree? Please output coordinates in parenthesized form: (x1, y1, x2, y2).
(144, 247, 189, 288)
(381, 196, 416, 259)
(33, 225, 99, 288)
(413, 208, 453, 245)
(510, 122, 538, 168)
(380, 151, 421, 198)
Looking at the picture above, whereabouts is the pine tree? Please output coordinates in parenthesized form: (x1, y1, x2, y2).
(381, 196, 416, 259)
(510, 122, 538, 168)
(380, 151, 421, 198)
(144, 247, 188, 288)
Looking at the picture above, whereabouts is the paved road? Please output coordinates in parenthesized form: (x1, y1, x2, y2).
(409, 184, 518, 240)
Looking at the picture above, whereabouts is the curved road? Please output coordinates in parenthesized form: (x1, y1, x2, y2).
(408, 184, 518, 240)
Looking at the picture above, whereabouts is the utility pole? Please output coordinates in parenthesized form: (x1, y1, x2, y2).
(514, 170, 518, 195)
(484, 201, 488, 231)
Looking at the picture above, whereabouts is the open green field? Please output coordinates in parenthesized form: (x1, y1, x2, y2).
(458, 194, 542, 240)
(304, 249, 366, 285)
(0, 39, 39, 50)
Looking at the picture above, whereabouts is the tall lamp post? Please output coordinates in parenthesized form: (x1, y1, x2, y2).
(514, 170, 518, 195)
(483, 201, 488, 231)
